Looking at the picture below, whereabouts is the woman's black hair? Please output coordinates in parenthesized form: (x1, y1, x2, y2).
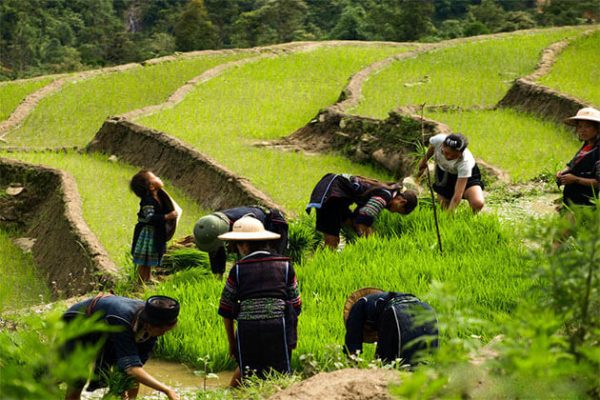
(398, 190, 418, 213)
(130, 170, 152, 198)
(443, 133, 468, 152)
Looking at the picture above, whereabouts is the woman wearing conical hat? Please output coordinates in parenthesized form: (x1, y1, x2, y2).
(217, 217, 301, 387)
(556, 107, 600, 207)
(344, 288, 438, 366)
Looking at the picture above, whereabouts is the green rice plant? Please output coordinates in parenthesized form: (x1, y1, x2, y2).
(0, 228, 51, 312)
(137, 46, 408, 213)
(151, 207, 531, 371)
(287, 214, 321, 264)
(539, 30, 600, 107)
(162, 248, 211, 273)
(351, 27, 585, 118)
(3, 53, 250, 147)
(0, 151, 208, 268)
(427, 108, 580, 182)
(0, 77, 55, 122)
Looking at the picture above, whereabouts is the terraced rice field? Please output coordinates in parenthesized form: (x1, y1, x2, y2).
(137, 45, 408, 212)
(0, 151, 207, 268)
(2, 53, 251, 148)
(539, 30, 600, 107)
(0, 77, 55, 122)
(351, 28, 584, 117)
(0, 228, 50, 312)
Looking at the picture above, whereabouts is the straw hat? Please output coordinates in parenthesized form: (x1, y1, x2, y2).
(565, 107, 600, 126)
(344, 287, 384, 343)
(218, 216, 280, 241)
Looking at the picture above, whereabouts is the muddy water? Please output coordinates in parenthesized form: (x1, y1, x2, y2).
(81, 359, 234, 399)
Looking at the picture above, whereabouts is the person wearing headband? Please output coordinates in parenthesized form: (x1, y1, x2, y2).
(62, 294, 180, 400)
(217, 216, 302, 386)
(344, 288, 438, 366)
(417, 133, 484, 212)
(556, 107, 600, 207)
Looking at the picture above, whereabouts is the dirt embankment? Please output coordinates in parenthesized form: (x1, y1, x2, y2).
(87, 118, 285, 213)
(0, 158, 119, 297)
(497, 29, 598, 122)
(269, 368, 400, 400)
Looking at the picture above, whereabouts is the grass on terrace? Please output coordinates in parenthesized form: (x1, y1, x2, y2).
(0, 77, 55, 122)
(0, 228, 51, 312)
(0, 151, 207, 268)
(539, 29, 600, 107)
(427, 108, 580, 182)
(3, 53, 251, 148)
(137, 45, 409, 213)
(351, 27, 584, 118)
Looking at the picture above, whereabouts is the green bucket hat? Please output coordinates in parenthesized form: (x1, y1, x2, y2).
(193, 213, 230, 252)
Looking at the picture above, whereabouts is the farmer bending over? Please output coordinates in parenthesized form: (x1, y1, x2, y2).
(63, 294, 180, 400)
(417, 133, 484, 213)
(217, 217, 301, 387)
(306, 173, 417, 250)
(193, 206, 288, 278)
(344, 288, 438, 366)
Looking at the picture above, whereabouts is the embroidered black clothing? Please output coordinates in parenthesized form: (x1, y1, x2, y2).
(306, 173, 397, 235)
(563, 139, 600, 206)
(208, 207, 289, 274)
(345, 292, 438, 365)
(218, 251, 301, 379)
(63, 296, 156, 391)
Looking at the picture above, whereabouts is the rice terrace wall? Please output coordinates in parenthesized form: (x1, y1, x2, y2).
(0, 158, 119, 297)
(87, 117, 284, 212)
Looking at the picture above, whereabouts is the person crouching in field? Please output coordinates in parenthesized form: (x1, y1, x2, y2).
(556, 107, 600, 208)
(344, 288, 438, 366)
(193, 206, 288, 279)
(306, 173, 418, 250)
(417, 133, 485, 213)
(63, 294, 180, 400)
(130, 170, 178, 283)
(217, 217, 301, 387)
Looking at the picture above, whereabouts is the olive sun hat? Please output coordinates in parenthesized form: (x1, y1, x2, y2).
(218, 216, 280, 241)
(193, 213, 231, 252)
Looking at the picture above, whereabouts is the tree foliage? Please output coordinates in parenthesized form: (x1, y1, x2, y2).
(1, 0, 597, 79)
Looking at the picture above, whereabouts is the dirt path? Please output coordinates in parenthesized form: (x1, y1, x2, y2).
(268, 368, 400, 400)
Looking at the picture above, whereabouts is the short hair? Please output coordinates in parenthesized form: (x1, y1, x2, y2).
(130, 170, 152, 198)
(443, 133, 468, 152)
(399, 190, 418, 214)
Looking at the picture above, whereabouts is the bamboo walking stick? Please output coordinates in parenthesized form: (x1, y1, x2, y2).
(420, 104, 443, 255)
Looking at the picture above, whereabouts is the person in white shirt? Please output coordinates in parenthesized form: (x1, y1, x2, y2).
(417, 133, 484, 212)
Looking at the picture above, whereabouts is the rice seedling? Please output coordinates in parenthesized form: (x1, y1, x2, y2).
(3, 53, 250, 147)
(427, 108, 580, 182)
(150, 207, 531, 371)
(0, 228, 51, 312)
(137, 46, 408, 213)
(351, 27, 585, 118)
(0, 151, 208, 268)
(539, 29, 600, 107)
(0, 77, 54, 121)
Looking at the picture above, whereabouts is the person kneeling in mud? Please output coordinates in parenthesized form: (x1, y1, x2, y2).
(306, 173, 418, 250)
(217, 217, 301, 387)
(63, 294, 180, 400)
(344, 288, 438, 366)
(417, 133, 484, 213)
(193, 206, 288, 279)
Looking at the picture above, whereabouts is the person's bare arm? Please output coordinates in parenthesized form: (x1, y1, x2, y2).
(558, 174, 599, 187)
(417, 145, 435, 178)
(223, 317, 237, 358)
(125, 366, 179, 400)
(448, 178, 468, 211)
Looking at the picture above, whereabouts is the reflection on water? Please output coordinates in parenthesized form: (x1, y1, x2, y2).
(80, 359, 234, 399)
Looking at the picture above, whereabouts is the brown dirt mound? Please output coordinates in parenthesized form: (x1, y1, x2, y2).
(268, 369, 400, 400)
